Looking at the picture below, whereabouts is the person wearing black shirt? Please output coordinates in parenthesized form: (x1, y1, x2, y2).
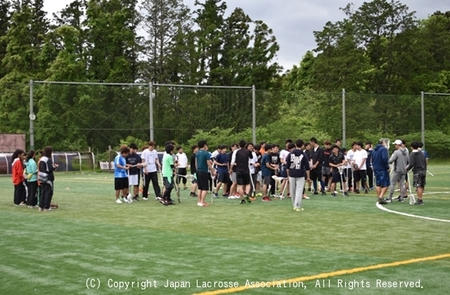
(189, 145, 198, 197)
(230, 140, 253, 204)
(328, 145, 348, 197)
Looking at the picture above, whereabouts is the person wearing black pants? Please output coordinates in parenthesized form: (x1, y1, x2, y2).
(25, 150, 38, 207)
(141, 141, 162, 200)
(39, 146, 58, 212)
(11, 149, 26, 206)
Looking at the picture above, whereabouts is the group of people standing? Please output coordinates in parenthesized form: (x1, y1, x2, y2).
(11, 146, 57, 211)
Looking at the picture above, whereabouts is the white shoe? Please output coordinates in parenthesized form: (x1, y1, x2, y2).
(142, 197, 148, 201)
(116, 199, 122, 204)
(197, 203, 204, 207)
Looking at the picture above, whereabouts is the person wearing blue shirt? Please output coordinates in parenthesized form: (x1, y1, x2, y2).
(371, 139, 389, 205)
(213, 145, 229, 198)
(25, 150, 38, 208)
(114, 146, 130, 204)
(261, 144, 277, 201)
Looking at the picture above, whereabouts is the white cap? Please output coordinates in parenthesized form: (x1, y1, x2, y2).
(393, 139, 402, 145)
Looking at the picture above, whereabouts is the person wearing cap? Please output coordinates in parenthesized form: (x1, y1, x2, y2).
(386, 140, 409, 202)
(371, 139, 390, 204)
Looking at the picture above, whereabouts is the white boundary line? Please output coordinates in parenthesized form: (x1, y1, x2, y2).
(376, 203, 450, 223)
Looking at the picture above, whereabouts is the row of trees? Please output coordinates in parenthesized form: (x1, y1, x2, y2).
(0, 0, 449, 157)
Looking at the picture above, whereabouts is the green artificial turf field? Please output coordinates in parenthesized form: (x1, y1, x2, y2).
(0, 164, 449, 295)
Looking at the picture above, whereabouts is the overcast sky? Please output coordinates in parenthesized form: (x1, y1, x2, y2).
(43, 0, 449, 71)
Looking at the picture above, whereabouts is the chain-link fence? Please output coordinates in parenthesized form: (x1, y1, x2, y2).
(1, 81, 448, 158)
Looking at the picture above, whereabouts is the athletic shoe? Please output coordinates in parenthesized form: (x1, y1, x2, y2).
(197, 203, 204, 207)
(239, 199, 246, 204)
(331, 193, 337, 197)
(133, 195, 139, 201)
(167, 200, 175, 205)
(313, 191, 318, 195)
(385, 197, 392, 203)
(190, 192, 198, 197)
(142, 197, 148, 200)
(245, 195, 251, 203)
(397, 197, 404, 202)
(378, 198, 387, 205)
(213, 192, 219, 198)
(344, 192, 349, 196)
(262, 196, 271, 202)
(159, 199, 168, 206)
(294, 208, 304, 212)
(414, 199, 424, 205)
(116, 199, 122, 204)
(222, 193, 229, 198)
(120, 197, 125, 202)
(354, 190, 360, 194)
(307, 188, 311, 191)
(302, 195, 310, 199)
(365, 189, 369, 194)
(321, 191, 326, 196)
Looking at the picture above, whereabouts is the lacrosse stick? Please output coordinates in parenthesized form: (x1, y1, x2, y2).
(271, 175, 287, 199)
(427, 170, 434, 177)
(174, 176, 180, 203)
(127, 164, 140, 202)
(338, 166, 345, 197)
(249, 172, 256, 200)
(210, 172, 216, 204)
(408, 171, 416, 205)
(126, 168, 133, 203)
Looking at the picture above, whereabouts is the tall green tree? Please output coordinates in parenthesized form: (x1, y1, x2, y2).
(0, 0, 49, 136)
(0, 0, 12, 80)
(194, 0, 226, 85)
(282, 51, 316, 91)
(218, 7, 252, 86)
(140, 0, 192, 83)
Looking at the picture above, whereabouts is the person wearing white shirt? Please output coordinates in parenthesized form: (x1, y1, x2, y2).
(352, 142, 368, 194)
(176, 146, 189, 190)
(141, 141, 162, 200)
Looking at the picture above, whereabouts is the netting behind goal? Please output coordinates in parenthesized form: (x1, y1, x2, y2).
(151, 84, 253, 144)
